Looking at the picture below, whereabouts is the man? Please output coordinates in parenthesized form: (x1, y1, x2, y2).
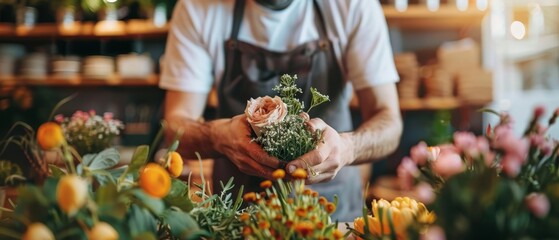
(160, 0, 402, 221)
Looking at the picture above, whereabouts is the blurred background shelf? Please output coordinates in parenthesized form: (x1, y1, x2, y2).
(0, 74, 159, 87)
(383, 5, 488, 29)
(0, 21, 169, 39)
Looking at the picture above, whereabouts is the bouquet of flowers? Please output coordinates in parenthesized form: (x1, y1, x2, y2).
(55, 110, 124, 155)
(240, 168, 343, 239)
(396, 106, 559, 239)
(245, 74, 329, 162)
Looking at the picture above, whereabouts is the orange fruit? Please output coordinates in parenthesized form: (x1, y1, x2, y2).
(22, 223, 54, 240)
(167, 152, 184, 178)
(88, 222, 119, 240)
(139, 163, 171, 198)
(56, 175, 88, 215)
(37, 122, 65, 150)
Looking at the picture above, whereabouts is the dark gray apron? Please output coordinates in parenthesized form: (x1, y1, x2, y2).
(213, 0, 362, 221)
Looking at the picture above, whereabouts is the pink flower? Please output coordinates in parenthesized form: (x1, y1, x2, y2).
(89, 109, 96, 116)
(501, 154, 523, 178)
(525, 192, 550, 218)
(410, 141, 430, 166)
(245, 96, 288, 137)
(431, 149, 464, 179)
(397, 157, 420, 190)
(54, 114, 64, 123)
(530, 134, 545, 146)
(421, 225, 446, 240)
(494, 127, 529, 160)
(534, 105, 545, 119)
(453, 132, 477, 152)
(483, 151, 496, 167)
(103, 112, 114, 121)
(415, 182, 435, 204)
(427, 146, 441, 161)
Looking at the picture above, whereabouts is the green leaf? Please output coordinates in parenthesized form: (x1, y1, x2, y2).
(127, 205, 157, 236)
(83, 148, 120, 170)
(164, 179, 194, 212)
(160, 208, 209, 239)
(133, 232, 157, 240)
(125, 145, 150, 177)
(15, 186, 50, 222)
(96, 182, 118, 205)
(42, 177, 60, 202)
(168, 140, 179, 153)
(49, 164, 66, 177)
(131, 189, 165, 215)
(92, 169, 116, 186)
(0, 226, 22, 239)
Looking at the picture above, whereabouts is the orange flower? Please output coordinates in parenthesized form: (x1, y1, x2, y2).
(139, 163, 171, 198)
(274, 214, 282, 221)
(239, 213, 250, 222)
(303, 189, 312, 195)
(332, 229, 344, 239)
(325, 202, 336, 214)
(294, 221, 314, 237)
(316, 222, 324, 230)
(318, 196, 327, 205)
(242, 226, 252, 237)
(292, 168, 308, 179)
(243, 192, 257, 202)
(296, 207, 307, 217)
(272, 169, 286, 179)
(167, 151, 184, 178)
(311, 191, 319, 197)
(258, 221, 270, 229)
(287, 198, 294, 204)
(37, 122, 65, 150)
(56, 175, 88, 215)
(260, 180, 273, 189)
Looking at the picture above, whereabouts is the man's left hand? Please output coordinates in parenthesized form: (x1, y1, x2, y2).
(286, 118, 355, 184)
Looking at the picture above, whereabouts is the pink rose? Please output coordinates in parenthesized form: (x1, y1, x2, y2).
(410, 141, 430, 166)
(397, 157, 420, 190)
(431, 149, 464, 179)
(415, 182, 436, 204)
(421, 225, 446, 240)
(500, 154, 523, 178)
(245, 96, 288, 137)
(54, 114, 64, 123)
(534, 105, 545, 119)
(525, 192, 550, 218)
(453, 132, 477, 152)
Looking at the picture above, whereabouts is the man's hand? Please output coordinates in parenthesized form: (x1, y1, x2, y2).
(210, 114, 282, 179)
(286, 118, 355, 184)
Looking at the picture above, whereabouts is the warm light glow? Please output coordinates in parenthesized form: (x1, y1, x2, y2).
(510, 21, 526, 40)
(476, 0, 488, 11)
(426, 0, 440, 12)
(106, 0, 117, 3)
(455, 0, 469, 11)
(395, 0, 408, 12)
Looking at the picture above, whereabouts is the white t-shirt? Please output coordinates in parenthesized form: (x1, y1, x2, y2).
(160, 0, 399, 94)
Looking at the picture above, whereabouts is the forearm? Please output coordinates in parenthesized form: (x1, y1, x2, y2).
(345, 108, 403, 165)
(164, 116, 224, 159)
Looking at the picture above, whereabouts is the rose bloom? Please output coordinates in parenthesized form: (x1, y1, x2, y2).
(245, 96, 288, 136)
(410, 141, 430, 166)
(431, 149, 464, 179)
(525, 192, 550, 218)
(397, 157, 420, 190)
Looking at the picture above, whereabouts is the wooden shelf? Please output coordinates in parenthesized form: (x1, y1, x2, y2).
(383, 5, 488, 29)
(0, 76, 487, 110)
(0, 21, 169, 39)
(0, 74, 159, 87)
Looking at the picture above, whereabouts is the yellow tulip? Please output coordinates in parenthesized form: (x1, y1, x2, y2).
(37, 122, 65, 150)
(56, 175, 88, 215)
(167, 152, 184, 178)
(139, 163, 171, 199)
(22, 223, 54, 240)
(88, 222, 119, 240)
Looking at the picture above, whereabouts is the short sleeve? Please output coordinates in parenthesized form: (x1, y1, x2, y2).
(159, 0, 213, 93)
(345, 0, 399, 89)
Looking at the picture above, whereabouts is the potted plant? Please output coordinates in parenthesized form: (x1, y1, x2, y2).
(0, 160, 25, 214)
(137, 0, 167, 26)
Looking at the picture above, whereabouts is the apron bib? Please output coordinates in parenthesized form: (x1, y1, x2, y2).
(213, 0, 362, 221)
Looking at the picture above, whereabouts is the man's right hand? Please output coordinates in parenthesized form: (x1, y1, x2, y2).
(209, 114, 282, 179)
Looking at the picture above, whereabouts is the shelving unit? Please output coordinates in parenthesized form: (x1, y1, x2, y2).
(383, 5, 488, 29)
(0, 21, 169, 39)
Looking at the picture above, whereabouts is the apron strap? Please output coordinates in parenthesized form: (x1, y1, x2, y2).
(231, 0, 246, 40)
(312, 0, 328, 38)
